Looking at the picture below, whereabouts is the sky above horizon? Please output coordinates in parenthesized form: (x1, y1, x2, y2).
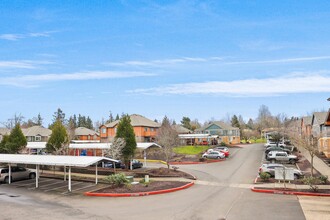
(1, 0, 330, 126)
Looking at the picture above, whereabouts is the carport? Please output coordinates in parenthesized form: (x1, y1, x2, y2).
(69, 143, 110, 156)
(0, 154, 118, 192)
(137, 143, 162, 167)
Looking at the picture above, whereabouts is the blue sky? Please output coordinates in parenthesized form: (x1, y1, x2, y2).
(1, 0, 330, 126)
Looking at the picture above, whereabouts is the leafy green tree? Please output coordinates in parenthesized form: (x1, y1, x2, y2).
(46, 120, 69, 155)
(115, 115, 137, 168)
(5, 124, 27, 153)
(181, 116, 192, 130)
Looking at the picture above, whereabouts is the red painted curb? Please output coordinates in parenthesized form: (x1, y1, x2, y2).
(251, 187, 330, 197)
(169, 159, 225, 165)
(84, 182, 194, 197)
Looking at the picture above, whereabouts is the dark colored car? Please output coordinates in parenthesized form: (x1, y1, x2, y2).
(129, 160, 143, 169)
(99, 161, 125, 169)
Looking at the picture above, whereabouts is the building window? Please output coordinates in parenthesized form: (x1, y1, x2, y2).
(35, 136, 41, 142)
(150, 128, 154, 132)
(144, 127, 148, 132)
(102, 128, 106, 134)
(88, 135, 91, 140)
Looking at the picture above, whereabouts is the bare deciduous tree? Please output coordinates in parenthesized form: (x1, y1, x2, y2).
(157, 116, 179, 169)
(290, 132, 319, 177)
(104, 138, 125, 160)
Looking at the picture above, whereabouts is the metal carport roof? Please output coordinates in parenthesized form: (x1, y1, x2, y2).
(0, 154, 118, 192)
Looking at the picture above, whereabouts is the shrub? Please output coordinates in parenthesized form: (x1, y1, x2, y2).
(220, 142, 226, 146)
(199, 157, 206, 162)
(319, 175, 328, 184)
(105, 173, 130, 187)
(302, 176, 321, 192)
(259, 172, 271, 182)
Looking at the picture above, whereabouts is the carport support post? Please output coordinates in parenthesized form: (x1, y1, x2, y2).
(68, 166, 71, 192)
(95, 163, 98, 184)
(64, 166, 66, 181)
(8, 164, 11, 184)
(36, 164, 39, 188)
(144, 150, 147, 167)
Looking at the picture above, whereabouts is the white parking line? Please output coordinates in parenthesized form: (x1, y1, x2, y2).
(11, 178, 54, 187)
(29, 180, 64, 189)
(61, 184, 96, 195)
(44, 182, 81, 192)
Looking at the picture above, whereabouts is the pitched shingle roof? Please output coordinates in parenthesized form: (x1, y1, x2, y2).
(199, 121, 239, 131)
(22, 126, 52, 137)
(104, 114, 161, 128)
(75, 127, 99, 136)
(313, 112, 328, 125)
(173, 125, 191, 134)
(0, 128, 10, 135)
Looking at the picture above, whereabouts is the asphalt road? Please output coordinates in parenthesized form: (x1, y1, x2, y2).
(0, 144, 306, 220)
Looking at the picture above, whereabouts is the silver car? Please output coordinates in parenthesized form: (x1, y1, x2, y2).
(0, 166, 36, 183)
(259, 164, 303, 179)
(202, 151, 225, 159)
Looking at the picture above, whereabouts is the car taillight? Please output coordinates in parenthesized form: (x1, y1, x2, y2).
(258, 168, 262, 172)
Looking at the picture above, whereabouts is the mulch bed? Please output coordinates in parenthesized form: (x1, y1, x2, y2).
(254, 187, 330, 194)
(93, 181, 188, 193)
(255, 177, 330, 185)
(136, 168, 195, 179)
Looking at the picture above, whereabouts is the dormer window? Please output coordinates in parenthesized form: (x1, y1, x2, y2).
(35, 135, 41, 142)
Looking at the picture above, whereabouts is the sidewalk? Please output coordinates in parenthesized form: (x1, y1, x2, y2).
(299, 147, 330, 180)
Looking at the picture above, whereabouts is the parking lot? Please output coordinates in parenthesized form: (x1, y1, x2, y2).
(1, 177, 108, 196)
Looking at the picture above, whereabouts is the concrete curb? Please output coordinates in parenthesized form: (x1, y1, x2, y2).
(84, 182, 194, 197)
(169, 159, 225, 165)
(251, 187, 330, 197)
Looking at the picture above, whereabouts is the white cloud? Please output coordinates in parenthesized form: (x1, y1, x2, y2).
(0, 71, 155, 87)
(105, 56, 330, 67)
(128, 74, 330, 97)
(0, 34, 23, 41)
(0, 31, 55, 41)
(0, 60, 53, 69)
(105, 57, 215, 67)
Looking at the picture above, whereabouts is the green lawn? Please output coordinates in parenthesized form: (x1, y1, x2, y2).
(173, 145, 210, 155)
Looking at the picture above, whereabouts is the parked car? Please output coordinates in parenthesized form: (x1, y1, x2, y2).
(99, 161, 125, 169)
(264, 142, 286, 148)
(0, 166, 36, 183)
(129, 159, 143, 169)
(202, 151, 225, 159)
(266, 151, 298, 164)
(265, 146, 291, 157)
(213, 147, 230, 157)
(258, 163, 303, 179)
(200, 141, 209, 145)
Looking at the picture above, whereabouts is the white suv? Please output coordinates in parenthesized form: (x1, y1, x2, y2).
(267, 151, 298, 164)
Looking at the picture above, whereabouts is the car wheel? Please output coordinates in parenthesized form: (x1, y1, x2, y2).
(271, 159, 276, 163)
(289, 159, 295, 164)
(294, 174, 299, 180)
(4, 176, 11, 184)
(216, 156, 220, 159)
(29, 173, 36, 179)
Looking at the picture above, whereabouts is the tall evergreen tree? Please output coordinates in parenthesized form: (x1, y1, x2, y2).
(86, 116, 93, 129)
(231, 115, 240, 128)
(107, 111, 114, 123)
(115, 115, 136, 168)
(36, 113, 43, 126)
(0, 134, 9, 153)
(5, 124, 27, 153)
(181, 116, 192, 130)
(115, 114, 120, 121)
(47, 120, 69, 154)
(49, 108, 66, 128)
